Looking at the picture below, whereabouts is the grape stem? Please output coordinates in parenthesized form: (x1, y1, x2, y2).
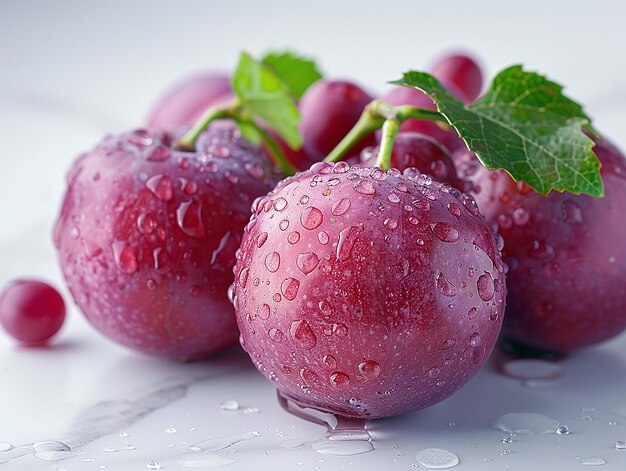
(176, 100, 297, 176)
(323, 99, 449, 165)
(375, 118, 399, 170)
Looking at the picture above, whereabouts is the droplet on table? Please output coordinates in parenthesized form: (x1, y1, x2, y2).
(220, 400, 240, 411)
(579, 456, 606, 466)
(311, 439, 374, 456)
(414, 448, 460, 469)
(492, 412, 560, 434)
(502, 359, 563, 380)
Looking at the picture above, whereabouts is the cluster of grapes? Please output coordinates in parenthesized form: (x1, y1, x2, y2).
(2, 52, 625, 420)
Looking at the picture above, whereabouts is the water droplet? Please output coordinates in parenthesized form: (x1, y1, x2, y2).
(333, 323, 348, 336)
(528, 240, 555, 260)
(615, 440, 626, 449)
(556, 425, 570, 435)
(177, 200, 205, 237)
(319, 300, 333, 317)
(358, 360, 381, 379)
(33, 441, 73, 461)
(165, 427, 177, 433)
(288, 231, 301, 244)
(415, 448, 460, 469)
(146, 460, 162, 469)
(209, 144, 230, 158)
(447, 203, 461, 217)
(280, 439, 306, 449)
(311, 440, 373, 456)
(265, 252, 281, 272)
(291, 320, 317, 349)
(297, 252, 320, 274)
(129, 129, 153, 146)
(301, 207, 324, 230)
(470, 332, 481, 347)
(579, 456, 606, 466)
(428, 366, 441, 378)
(330, 371, 351, 389)
(441, 339, 455, 350)
(103, 446, 118, 452)
(257, 232, 268, 247)
(332, 198, 351, 216)
(432, 222, 459, 243)
(279, 219, 289, 231)
(436, 273, 456, 297)
(124, 445, 136, 450)
(317, 231, 329, 245)
(281, 278, 300, 301)
(477, 272, 494, 301)
(112, 242, 138, 275)
(323, 354, 337, 368)
(501, 436, 513, 444)
(387, 193, 401, 203)
(467, 307, 478, 319)
(177, 454, 237, 467)
(137, 213, 157, 234)
(146, 175, 173, 201)
(562, 200, 583, 224)
(512, 207, 529, 225)
(492, 412, 560, 434)
(146, 145, 171, 162)
(337, 226, 360, 261)
(502, 359, 563, 380)
(269, 328, 284, 342)
(0, 443, 13, 452)
(384, 218, 398, 229)
(220, 400, 240, 411)
(354, 180, 376, 195)
(255, 303, 270, 321)
(274, 197, 288, 211)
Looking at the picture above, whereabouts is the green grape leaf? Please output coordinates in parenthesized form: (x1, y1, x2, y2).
(233, 52, 302, 149)
(236, 121, 262, 146)
(391, 65, 603, 197)
(261, 51, 323, 99)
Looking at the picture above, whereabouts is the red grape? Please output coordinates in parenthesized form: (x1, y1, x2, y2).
(430, 53, 483, 103)
(465, 138, 626, 355)
(354, 132, 465, 191)
(0, 280, 66, 343)
(231, 162, 506, 418)
(146, 72, 233, 129)
(299, 80, 376, 162)
(54, 124, 280, 359)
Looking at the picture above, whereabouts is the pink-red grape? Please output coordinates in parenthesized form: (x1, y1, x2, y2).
(231, 162, 506, 418)
(299, 80, 376, 162)
(0, 280, 66, 343)
(430, 53, 483, 103)
(146, 72, 233, 129)
(464, 138, 626, 355)
(54, 124, 279, 359)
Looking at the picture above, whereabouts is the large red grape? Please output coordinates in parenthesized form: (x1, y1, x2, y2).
(0, 280, 66, 343)
(231, 162, 506, 418)
(299, 80, 376, 162)
(146, 72, 233, 129)
(54, 124, 279, 359)
(465, 138, 626, 355)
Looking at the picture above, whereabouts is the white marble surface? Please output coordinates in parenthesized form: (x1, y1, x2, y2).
(2, 1, 626, 470)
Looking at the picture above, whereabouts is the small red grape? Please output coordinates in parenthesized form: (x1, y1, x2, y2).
(0, 280, 66, 343)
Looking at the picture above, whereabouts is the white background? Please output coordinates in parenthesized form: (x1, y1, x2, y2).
(1, 1, 626, 470)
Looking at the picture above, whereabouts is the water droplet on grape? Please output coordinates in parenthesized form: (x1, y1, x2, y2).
(291, 320, 317, 349)
(281, 278, 300, 301)
(265, 252, 280, 272)
(146, 175, 173, 201)
(274, 197, 288, 211)
(269, 328, 284, 342)
(358, 360, 381, 379)
(330, 371, 351, 389)
(332, 198, 351, 216)
(337, 226, 359, 261)
(297, 252, 320, 274)
(436, 273, 456, 297)
(301, 207, 324, 230)
(287, 231, 300, 244)
(431, 222, 459, 243)
(354, 180, 376, 195)
(477, 272, 495, 301)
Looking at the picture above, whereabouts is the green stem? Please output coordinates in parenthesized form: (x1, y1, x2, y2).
(375, 118, 400, 170)
(395, 105, 449, 124)
(323, 102, 385, 163)
(176, 101, 239, 151)
(323, 100, 449, 166)
(241, 119, 296, 176)
(174, 99, 297, 176)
